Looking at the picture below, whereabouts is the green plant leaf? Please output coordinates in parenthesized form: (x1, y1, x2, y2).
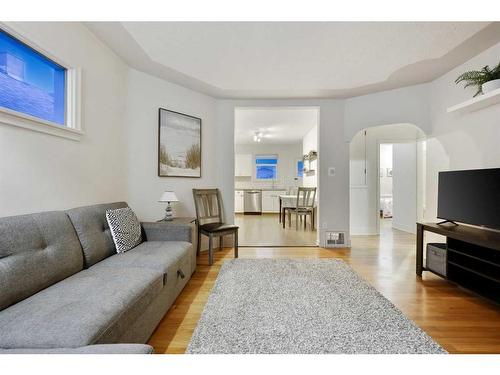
(455, 61, 500, 96)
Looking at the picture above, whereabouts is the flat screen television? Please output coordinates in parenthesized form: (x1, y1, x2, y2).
(437, 168, 500, 229)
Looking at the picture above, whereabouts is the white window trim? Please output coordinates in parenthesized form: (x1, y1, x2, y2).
(0, 23, 83, 141)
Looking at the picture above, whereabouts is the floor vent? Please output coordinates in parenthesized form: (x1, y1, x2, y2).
(325, 231, 346, 248)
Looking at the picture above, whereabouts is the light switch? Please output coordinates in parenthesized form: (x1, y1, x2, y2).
(328, 167, 336, 176)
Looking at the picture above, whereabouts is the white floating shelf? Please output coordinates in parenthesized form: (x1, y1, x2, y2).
(447, 87, 500, 114)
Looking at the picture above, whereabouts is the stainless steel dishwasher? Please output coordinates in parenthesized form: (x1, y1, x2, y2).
(243, 190, 262, 214)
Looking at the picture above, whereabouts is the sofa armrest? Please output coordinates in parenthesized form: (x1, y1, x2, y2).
(141, 221, 193, 243)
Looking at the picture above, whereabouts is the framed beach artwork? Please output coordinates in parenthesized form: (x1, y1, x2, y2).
(158, 108, 201, 177)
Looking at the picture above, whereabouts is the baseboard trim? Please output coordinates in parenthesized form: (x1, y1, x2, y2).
(392, 222, 416, 234)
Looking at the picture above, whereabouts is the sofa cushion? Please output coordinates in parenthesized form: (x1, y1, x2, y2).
(92, 241, 190, 281)
(66, 202, 128, 267)
(106, 207, 142, 253)
(0, 211, 83, 311)
(0, 266, 162, 349)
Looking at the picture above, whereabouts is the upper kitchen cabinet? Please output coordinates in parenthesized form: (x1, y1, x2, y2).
(235, 154, 253, 176)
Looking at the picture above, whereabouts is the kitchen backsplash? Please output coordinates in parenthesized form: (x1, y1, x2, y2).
(235, 176, 302, 190)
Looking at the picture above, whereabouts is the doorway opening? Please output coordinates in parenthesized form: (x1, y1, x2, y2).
(379, 143, 393, 232)
(234, 106, 320, 247)
(349, 123, 426, 239)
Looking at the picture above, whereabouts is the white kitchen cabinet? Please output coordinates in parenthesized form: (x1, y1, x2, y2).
(262, 190, 287, 213)
(262, 191, 274, 213)
(234, 190, 245, 213)
(235, 154, 253, 177)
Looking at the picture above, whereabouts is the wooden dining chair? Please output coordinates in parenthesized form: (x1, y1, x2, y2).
(285, 187, 317, 230)
(192, 188, 238, 266)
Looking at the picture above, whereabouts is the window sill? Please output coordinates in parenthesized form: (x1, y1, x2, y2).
(0, 107, 84, 141)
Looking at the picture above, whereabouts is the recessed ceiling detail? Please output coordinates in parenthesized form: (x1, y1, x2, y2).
(86, 22, 500, 99)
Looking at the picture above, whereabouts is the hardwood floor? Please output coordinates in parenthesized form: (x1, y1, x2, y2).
(235, 213, 318, 246)
(147, 223, 500, 354)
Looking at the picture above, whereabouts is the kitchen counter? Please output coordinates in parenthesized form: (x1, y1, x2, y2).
(235, 188, 289, 191)
(235, 188, 296, 214)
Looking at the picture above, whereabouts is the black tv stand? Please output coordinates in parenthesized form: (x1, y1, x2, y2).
(436, 220, 459, 226)
(416, 222, 500, 304)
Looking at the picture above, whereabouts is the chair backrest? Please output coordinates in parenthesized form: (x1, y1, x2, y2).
(296, 187, 316, 209)
(192, 189, 223, 226)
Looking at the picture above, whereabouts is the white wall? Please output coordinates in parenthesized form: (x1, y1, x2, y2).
(216, 100, 348, 247)
(416, 139, 427, 223)
(0, 22, 129, 217)
(126, 38, 500, 244)
(125, 69, 218, 221)
(392, 142, 417, 233)
(2, 23, 499, 251)
(344, 83, 431, 141)
(347, 41, 500, 231)
(424, 41, 500, 222)
(234, 142, 302, 190)
(302, 124, 318, 188)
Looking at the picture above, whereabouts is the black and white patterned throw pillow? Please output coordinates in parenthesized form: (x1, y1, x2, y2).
(106, 207, 142, 253)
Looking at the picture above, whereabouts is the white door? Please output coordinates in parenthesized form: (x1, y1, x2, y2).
(392, 142, 417, 234)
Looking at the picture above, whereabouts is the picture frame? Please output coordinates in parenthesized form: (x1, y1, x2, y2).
(158, 108, 202, 178)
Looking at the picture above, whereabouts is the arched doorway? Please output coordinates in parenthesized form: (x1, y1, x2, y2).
(349, 123, 426, 237)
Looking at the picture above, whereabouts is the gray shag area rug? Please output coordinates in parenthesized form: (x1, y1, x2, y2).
(187, 259, 446, 354)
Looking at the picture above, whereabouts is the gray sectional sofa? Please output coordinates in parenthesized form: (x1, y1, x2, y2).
(0, 202, 196, 354)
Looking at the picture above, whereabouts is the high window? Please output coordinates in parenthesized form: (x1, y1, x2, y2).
(297, 160, 304, 178)
(255, 155, 278, 180)
(0, 29, 66, 126)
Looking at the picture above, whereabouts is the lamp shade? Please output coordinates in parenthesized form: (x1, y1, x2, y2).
(159, 191, 178, 202)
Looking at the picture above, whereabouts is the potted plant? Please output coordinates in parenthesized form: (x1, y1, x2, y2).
(455, 61, 500, 97)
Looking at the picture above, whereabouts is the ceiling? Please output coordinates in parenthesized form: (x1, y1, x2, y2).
(234, 107, 318, 145)
(86, 22, 500, 99)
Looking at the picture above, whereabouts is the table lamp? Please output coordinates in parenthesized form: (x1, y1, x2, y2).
(159, 191, 178, 221)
